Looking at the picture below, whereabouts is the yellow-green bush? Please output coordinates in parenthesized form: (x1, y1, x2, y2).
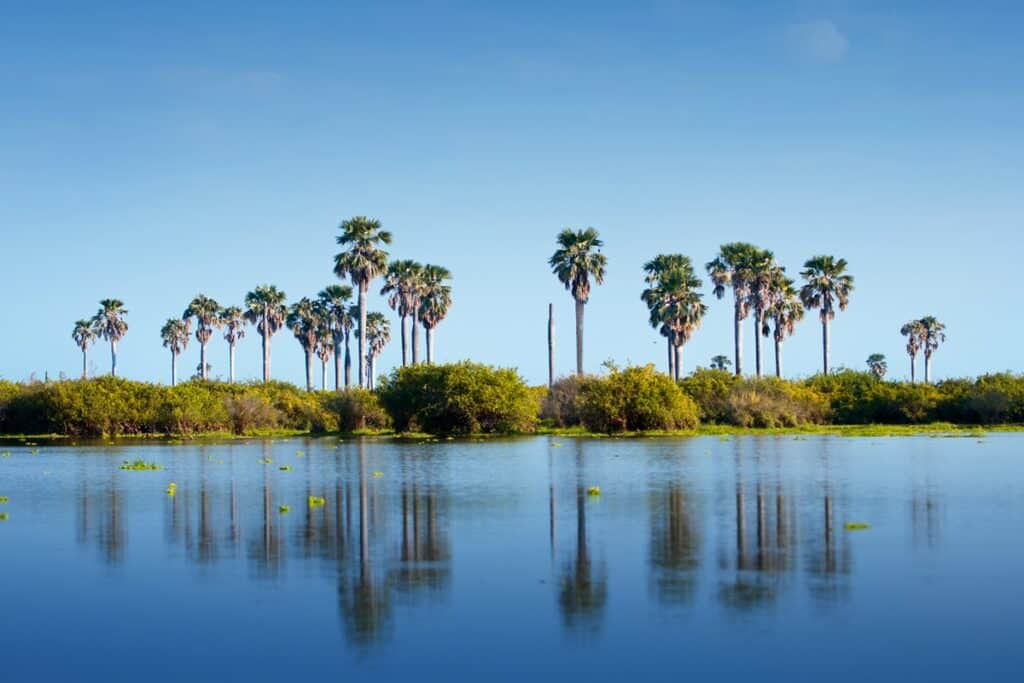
(577, 365, 699, 433)
(723, 377, 827, 428)
(326, 388, 390, 432)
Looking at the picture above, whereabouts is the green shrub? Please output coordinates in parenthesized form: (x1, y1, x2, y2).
(378, 362, 536, 434)
(540, 375, 585, 427)
(677, 369, 738, 423)
(327, 388, 390, 432)
(577, 365, 700, 433)
(724, 377, 827, 428)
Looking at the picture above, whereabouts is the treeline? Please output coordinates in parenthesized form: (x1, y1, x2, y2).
(2, 364, 1024, 438)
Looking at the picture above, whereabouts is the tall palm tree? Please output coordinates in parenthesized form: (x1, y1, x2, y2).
(71, 319, 97, 379)
(765, 272, 804, 379)
(747, 252, 780, 378)
(706, 242, 764, 376)
(417, 264, 453, 364)
(317, 285, 354, 390)
(244, 285, 287, 383)
(219, 306, 246, 383)
(91, 299, 128, 376)
(363, 312, 391, 390)
(918, 316, 947, 384)
(642, 254, 690, 377)
(334, 216, 392, 388)
(799, 255, 854, 375)
(380, 259, 424, 367)
(549, 228, 607, 375)
(866, 353, 888, 380)
(183, 294, 222, 381)
(160, 318, 189, 386)
(641, 255, 705, 380)
(315, 318, 335, 391)
(900, 319, 925, 383)
(287, 297, 322, 392)
(710, 355, 732, 371)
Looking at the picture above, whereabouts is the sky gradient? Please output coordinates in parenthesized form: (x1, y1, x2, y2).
(3, 1, 1021, 386)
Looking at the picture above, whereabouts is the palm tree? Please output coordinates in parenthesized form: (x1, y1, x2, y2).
(765, 272, 804, 379)
(219, 306, 246, 383)
(799, 255, 854, 375)
(287, 297, 322, 392)
(317, 285, 355, 390)
(334, 216, 392, 388)
(244, 285, 287, 382)
(182, 294, 222, 381)
(900, 319, 925, 383)
(747, 252, 780, 378)
(160, 319, 189, 386)
(706, 242, 764, 376)
(362, 312, 391, 390)
(642, 254, 690, 377)
(918, 316, 947, 384)
(549, 228, 607, 375)
(710, 355, 732, 371)
(641, 255, 705, 380)
(380, 260, 424, 367)
(866, 353, 888, 380)
(417, 264, 453, 364)
(91, 299, 128, 376)
(71, 319, 97, 379)
(315, 319, 335, 391)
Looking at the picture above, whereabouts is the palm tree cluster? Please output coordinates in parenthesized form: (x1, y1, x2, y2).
(641, 255, 706, 381)
(71, 299, 129, 378)
(900, 316, 946, 383)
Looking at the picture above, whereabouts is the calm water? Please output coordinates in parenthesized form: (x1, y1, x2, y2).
(1, 434, 1022, 680)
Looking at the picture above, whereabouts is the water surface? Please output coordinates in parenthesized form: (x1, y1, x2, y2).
(1, 434, 1021, 680)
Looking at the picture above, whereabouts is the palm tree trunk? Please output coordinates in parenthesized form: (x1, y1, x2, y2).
(110, 340, 117, 377)
(322, 360, 328, 391)
(344, 332, 352, 388)
(673, 343, 683, 381)
(262, 331, 270, 383)
(548, 303, 555, 388)
(774, 337, 783, 379)
(334, 343, 343, 391)
(821, 318, 830, 375)
(400, 315, 408, 367)
(82, 348, 88, 379)
(753, 311, 763, 378)
(909, 354, 916, 383)
(667, 336, 674, 378)
(171, 351, 177, 387)
(733, 299, 743, 377)
(411, 313, 420, 365)
(924, 352, 932, 384)
(426, 327, 435, 364)
(229, 343, 236, 383)
(574, 298, 584, 375)
(200, 341, 208, 380)
(358, 283, 367, 387)
(370, 357, 377, 390)
(304, 349, 313, 392)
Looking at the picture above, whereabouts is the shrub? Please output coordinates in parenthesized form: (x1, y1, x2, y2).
(224, 394, 279, 434)
(678, 369, 738, 423)
(377, 362, 536, 435)
(724, 377, 827, 428)
(577, 365, 700, 433)
(327, 388, 390, 432)
(540, 375, 585, 427)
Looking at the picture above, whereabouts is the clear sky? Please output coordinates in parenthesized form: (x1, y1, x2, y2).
(2, 1, 1021, 386)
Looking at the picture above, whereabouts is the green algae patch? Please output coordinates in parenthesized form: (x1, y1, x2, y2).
(587, 486, 602, 497)
(279, 505, 291, 514)
(0, 513, 8, 521)
(373, 471, 383, 477)
(279, 465, 292, 471)
(307, 496, 326, 508)
(0, 496, 8, 503)
(120, 459, 163, 471)
(844, 522, 872, 531)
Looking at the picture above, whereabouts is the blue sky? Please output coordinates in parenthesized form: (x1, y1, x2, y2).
(2, 1, 1021, 385)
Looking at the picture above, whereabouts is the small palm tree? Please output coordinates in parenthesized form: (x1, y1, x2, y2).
(706, 242, 765, 376)
(417, 264, 453, 364)
(363, 312, 391, 390)
(183, 294, 222, 381)
(866, 353, 888, 380)
(900, 319, 925, 383)
(765, 272, 804, 379)
(641, 255, 705, 380)
(799, 255, 854, 375)
(918, 316, 947, 384)
(219, 306, 246, 383)
(710, 355, 732, 371)
(160, 318, 189, 386)
(315, 318, 335, 391)
(334, 216, 391, 388)
(380, 260, 424, 367)
(317, 285, 354, 389)
(747, 252, 780, 378)
(642, 254, 689, 377)
(71, 319, 97, 379)
(550, 228, 607, 375)
(244, 285, 287, 382)
(92, 299, 128, 376)
(287, 297, 322, 392)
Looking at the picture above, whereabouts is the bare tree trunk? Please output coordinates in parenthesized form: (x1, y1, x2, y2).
(411, 313, 420, 365)
(171, 351, 177, 387)
(774, 337, 783, 379)
(667, 336, 674, 378)
(924, 352, 932, 384)
(673, 343, 683, 381)
(334, 342, 342, 391)
(358, 283, 367, 387)
(426, 327, 435, 364)
(111, 340, 117, 377)
(733, 300, 743, 376)
(821, 318, 830, 375)
(574, 298, 584, 375)
(229, 343, 236, 383)
(304, 349, 313, 392)
(400, 315, 408, 367)
(344, 332, 352, 388)
(548, 303, 555, 387)
(753, 311, 763, 378)
(200, 341, 208, 380)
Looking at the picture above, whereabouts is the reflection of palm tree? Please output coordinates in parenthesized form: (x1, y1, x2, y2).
(649, 483, 700, 604)
(558, 443, 607, 633)
(804, 456, 852, 605)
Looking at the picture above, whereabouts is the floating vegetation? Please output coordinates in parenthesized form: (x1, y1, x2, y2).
(166, 482, 177, 496)
(0, 513, 8, 521)
(551, 442, 563, 448)
(718, 436, 730, 442)
(844, 522, 871, 531)
(0, 496, 8, 504)
(307, 496, 326, 508)
(1, 452, 10, 458)
(279, 505, 291, 514)
(279, 465, 292, 471)
(587, 486, 602, 497)
(120, 459, 163, 471)
(24, 441, 37, 446)
(373, 471, 383, 477)
(295, 451, 305, 457)
(258, 458, 273, 464)
(29, 449, 40, 455)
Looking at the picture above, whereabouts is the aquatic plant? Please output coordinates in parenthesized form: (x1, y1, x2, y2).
(373, 471, 383, 477)
(120, 459, 163, 471)
(844, 522, 871, 530)
(307, 495, 326, 508)
(587, 486, 601, 496)
(0, 496, 8, 503)
(166, 482, 177, 496)
(279, 505, 291, 513)
(279, 465, 292, 471)
(0, 513, 8, 521)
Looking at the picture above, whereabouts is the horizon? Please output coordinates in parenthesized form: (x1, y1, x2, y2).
(4, 1, 1021, 386)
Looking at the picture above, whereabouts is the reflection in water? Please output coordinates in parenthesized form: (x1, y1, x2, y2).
(804, 448, 851, 605)
(557, 442, 608, 635)
(649, 481, 700, 605)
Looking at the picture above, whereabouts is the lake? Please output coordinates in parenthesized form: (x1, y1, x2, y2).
(1, 434, 1022, 680)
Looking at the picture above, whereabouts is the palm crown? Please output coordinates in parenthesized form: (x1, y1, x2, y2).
(334, 216, 392, 290)
(220, 306, 247, 345)
(161, 319, 189, 355)
(183, 294, 222, 345)
(244, 285, 287, 336)
(381, 259, 424, 318)
(799, 255, 854, 321)
(549, 227, 606, 303)
(417, 264, 453, 330)
(318, 284, 355, 344)
(92, 299, 128, 343)
(287, 298, 322, 353)
(72, 319, 97, 351)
